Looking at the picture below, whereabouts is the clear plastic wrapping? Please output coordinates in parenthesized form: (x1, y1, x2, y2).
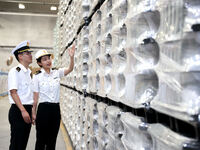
(98, 125, 109, 150)
(121, 112, 153, 150)
(60, 88, 85, 148)
(108, 73, 126, 102)
(148, 123, 197, 150)
(89, 136, 98, 150)
(101, 0, 113, 20)
(106, 106, 125, 150)
(90, 0, 100, 13)
(92, 10, 102, 40)
(106, 134, 125, 150)
(101, 13, 113, 36)
(152, 71, 200, 121)
(88, 98, 99, 138)
(80, 27, 90, 90)
(133, 38, 159, 68)
(157, 32, 200, 72)
(125, 69, 158, 107)
(88, 13, 102, 93)
(126, 10, 160, 47)
(151, 0, 200, 121)
(184, 0, 200, 32)
(97, 102, 109, 149)
(97, 102, 108, 125)
(60, 41, 77, 88)
(156, 0, 200, 42)
(57, 0, 200, 148)
(111, 0, 128, 26)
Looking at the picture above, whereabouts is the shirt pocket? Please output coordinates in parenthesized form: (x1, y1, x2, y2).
(39, 81, 49, 93)
(50, 77, 60, 91)
(18, 81, 29, 95)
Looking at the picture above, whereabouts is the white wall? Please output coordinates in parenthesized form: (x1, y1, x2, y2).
(0, 48, 51, 72)
(0, 13, 57, 71)
(0, 13, 57, 47)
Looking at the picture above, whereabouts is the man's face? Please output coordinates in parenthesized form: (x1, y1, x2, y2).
(19, 51, 32, 64)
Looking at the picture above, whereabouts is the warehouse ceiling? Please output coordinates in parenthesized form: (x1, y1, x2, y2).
(0, 0, 59, 15)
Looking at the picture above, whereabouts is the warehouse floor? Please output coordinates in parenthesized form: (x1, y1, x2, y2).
(0, 96, 67, 150)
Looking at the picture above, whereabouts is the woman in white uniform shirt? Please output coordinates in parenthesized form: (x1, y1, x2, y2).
(32, 46, 75, 150)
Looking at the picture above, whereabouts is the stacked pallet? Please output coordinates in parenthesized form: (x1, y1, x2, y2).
(55, 0, 200, 149)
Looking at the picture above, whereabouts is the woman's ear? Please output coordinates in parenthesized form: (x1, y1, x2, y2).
(37, 62, 42, 68)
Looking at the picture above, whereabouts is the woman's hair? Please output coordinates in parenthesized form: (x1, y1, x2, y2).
(36, 57, 42, 67)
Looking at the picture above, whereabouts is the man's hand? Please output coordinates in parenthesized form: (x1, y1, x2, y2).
(32, 109, 36, 125)
(21, 110, 31, 124)
(10, 89, 32, 124)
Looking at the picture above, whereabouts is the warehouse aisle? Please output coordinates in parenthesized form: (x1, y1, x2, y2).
(0, 96, 66, 150)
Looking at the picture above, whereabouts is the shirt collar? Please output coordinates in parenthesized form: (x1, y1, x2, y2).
(18, 63, 30, 73)
(41, 68, 52, 75)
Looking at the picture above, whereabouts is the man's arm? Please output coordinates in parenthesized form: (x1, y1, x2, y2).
(32, 92, 39, 125)
(10, 89, 31, 124)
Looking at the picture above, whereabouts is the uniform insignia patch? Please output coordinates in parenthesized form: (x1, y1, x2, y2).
(35, 70, 41, 75)
(16, 67, 21, 72)
(30, 72, 33, 78)
(52, 68, 58, 70)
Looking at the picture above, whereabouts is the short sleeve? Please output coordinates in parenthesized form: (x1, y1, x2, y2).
(8, 69, 18, 91)
(58, 68, 65, 78)
(32, 75, 39, 92)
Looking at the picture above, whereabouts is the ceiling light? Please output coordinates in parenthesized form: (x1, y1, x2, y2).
(18, 3, 25, 9)
(50, 6, 57, 11)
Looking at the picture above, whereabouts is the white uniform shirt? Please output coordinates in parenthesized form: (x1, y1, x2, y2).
(8, 64, 33, 104)
(32, 68, 65, 103)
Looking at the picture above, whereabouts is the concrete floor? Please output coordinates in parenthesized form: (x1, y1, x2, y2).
(0, 96, 66, 150)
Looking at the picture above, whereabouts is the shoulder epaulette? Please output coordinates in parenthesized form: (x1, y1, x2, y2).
(35, 70, 41, 75)
(52, 68, 58, 70)
(30, 72, 33, 78)
(16, 67, 21, 72)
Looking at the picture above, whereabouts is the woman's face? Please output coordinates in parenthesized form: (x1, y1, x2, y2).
(39, 55, 52, 69)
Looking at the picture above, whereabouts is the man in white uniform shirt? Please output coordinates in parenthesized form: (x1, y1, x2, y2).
(8, 41, 33, 150)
